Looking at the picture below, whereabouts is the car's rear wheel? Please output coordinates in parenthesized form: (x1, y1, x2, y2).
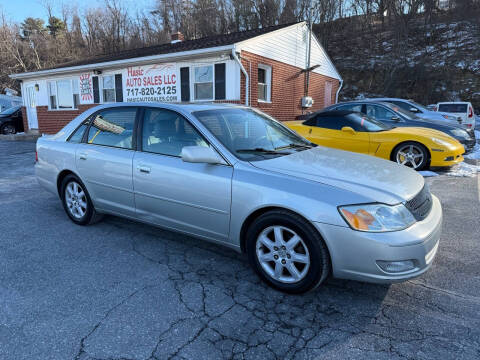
(60, 174, 102, 225)
(1, 123, 16, 135)
(392, 142, 429, 170)
(246, 210, 330, 294)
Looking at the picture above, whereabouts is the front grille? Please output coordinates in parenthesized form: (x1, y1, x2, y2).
(405, 185, 433, 221)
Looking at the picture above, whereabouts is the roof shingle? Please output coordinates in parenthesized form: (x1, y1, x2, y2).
(48, 22, 300, 71)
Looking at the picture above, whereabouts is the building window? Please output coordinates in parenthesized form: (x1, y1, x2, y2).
(193, 65, 214, 100)
(48, 82, 57, 109)
(73, 79, 80, 108)
(47, 79, 78, 110)
(258, 64, 271, 102)
(102, 75, 116, 103)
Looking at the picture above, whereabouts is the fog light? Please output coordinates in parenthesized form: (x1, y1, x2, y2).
(444, 156, 454, 161)
(376, 260, 415, 273)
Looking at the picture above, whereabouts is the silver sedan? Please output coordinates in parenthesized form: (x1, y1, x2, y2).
(35, 103, 442, 293)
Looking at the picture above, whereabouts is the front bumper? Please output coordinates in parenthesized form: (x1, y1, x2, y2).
(429, 146, 465, 167)
(314, 194, 442, 283)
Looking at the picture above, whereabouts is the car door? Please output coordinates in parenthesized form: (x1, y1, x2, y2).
(133, 107, 233, 241)
(75, 107, 138, 218)
(308, 114, 370, 154)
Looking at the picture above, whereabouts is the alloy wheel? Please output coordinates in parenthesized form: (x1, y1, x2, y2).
(255, 226, 310, 283)
(396, 144, 424, 169)
(65, 181, 87, 219)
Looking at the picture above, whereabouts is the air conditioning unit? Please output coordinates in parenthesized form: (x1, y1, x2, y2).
(302, 96, 314, 108)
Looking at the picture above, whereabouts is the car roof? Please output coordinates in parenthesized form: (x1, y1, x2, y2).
(327, 100, 395, 108)
(85, 102, 246, 114)
(437, 101, 471, 105)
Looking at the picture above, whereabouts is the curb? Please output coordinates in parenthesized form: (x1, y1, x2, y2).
(0, 133, 40, 142)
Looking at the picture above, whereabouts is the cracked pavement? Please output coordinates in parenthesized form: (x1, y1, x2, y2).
(1, 140, 479, 360)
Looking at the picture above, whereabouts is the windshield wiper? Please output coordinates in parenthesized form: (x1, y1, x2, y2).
(236, 148, 289, 154)
(274, 143, 313, 151)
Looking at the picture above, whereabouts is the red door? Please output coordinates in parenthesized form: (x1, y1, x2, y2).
(324, 81, 333, 107)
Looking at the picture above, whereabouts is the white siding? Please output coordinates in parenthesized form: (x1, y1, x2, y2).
(20, 56, 242, 108)
(237, 23, 341, 81)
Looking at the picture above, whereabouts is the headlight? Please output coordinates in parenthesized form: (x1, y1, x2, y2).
(339, 203, 416, 232)
(449, 128, 470, 140)
(432, 137, 453, 146)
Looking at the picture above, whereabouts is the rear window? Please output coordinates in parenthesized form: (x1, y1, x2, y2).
(438, 104, 468, 113)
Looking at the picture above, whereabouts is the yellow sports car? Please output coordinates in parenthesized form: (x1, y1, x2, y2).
(286, 110, 464, 170)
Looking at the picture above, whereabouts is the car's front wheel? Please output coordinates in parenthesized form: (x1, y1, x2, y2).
(246, 210, 330, 294)
(392, 142, 429, 170)
(1, 123, 16, 135)
(60, 174, 102, 225)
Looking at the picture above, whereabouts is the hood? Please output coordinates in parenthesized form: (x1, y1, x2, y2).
(409, 117, 463, 130)
(389, 126, 458, 142)
(251, 147, 424, 205)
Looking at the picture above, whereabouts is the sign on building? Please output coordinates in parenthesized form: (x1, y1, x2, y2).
(124, 64, 178, 102)
(79, 73, 94, 104)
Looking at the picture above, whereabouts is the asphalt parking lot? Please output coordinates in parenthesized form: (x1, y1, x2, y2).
(1, 140, 479, 360)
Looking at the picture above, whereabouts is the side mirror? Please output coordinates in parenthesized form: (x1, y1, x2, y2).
(409, 107, 419, 113)
(181, 146, 227, 165)
(341, 126, 355, 134)
(391, 116, 401, 122)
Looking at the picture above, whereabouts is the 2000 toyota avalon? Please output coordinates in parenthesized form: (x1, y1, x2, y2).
(35, 103, 442, 293)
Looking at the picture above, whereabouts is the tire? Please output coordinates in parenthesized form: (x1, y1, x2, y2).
(60, 174, 103, 225)
(246, 210, 330, 294)
(1, 123, 16, 135)
(392, 141, 429, 170)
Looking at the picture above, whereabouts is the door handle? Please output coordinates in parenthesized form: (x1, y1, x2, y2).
(79, 153, 87, 160)
(309, 128, 312, 134)
(137, 165, 151, 174)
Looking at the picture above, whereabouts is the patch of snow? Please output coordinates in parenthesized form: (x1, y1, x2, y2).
(464, 144, 480, 160)
(419, 170, 439, 177)
(440, 162, 480, 177)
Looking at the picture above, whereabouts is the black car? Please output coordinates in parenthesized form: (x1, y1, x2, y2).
(0, 105, 24, 135)
(323, 101, 476, 152)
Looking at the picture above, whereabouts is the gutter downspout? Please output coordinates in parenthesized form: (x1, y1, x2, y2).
(335, 79, 344, 104)
(232, 46, 249, 106)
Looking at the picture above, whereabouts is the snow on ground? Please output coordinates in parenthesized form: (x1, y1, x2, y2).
(419, 170, 439, 177)
(465, 143, 480, 160)
(423, 162, 480, 178)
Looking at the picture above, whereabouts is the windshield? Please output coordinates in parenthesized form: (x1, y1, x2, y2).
(193, 108, 313, 161)
(0, 105, 21, 115)
(384, 103, 419, 120)
(408, 101, 430, 112)
(438, 104, 468, 113)
(347, 113, 392, 131)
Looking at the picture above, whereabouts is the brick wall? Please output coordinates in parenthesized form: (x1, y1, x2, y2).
(239, 51, 339, 121)
(21, 107, 28, 132)
(34, 104, 97, 134)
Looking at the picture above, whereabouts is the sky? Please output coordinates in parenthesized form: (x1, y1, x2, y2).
(0, 0, 155, 23)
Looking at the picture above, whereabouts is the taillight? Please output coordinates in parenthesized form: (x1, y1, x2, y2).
(468, 106, 473, 118)
(35, 151, 38, 162)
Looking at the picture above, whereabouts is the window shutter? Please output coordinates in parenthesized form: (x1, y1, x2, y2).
(115, 74, 123, 102)
(215, 63, 226, 100)
(180, 67, 190, 102)
(92, 76, 100, 103)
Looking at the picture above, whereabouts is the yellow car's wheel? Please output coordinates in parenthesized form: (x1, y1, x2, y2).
(392, 142, 429, 170)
